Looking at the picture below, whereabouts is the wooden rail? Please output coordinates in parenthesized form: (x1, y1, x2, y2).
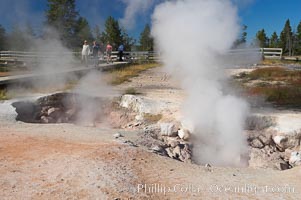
(2, 48, 299, 70)
(0, 50, 159, 66)
(260, 48, 283, 59)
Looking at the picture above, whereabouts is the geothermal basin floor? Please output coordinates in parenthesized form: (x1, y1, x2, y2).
(0, 66, 301, 199)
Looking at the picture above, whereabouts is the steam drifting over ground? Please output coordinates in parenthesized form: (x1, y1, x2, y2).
(73, 70, 118, 126)
(120, 0, 156, 29)
(151, 0, 249, 166)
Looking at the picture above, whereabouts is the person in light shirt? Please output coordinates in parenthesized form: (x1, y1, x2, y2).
(81, 40, 90, 67)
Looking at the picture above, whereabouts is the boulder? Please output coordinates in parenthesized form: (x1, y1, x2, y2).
(258, 134, 271, 146)
(165, 137, 180, 148)
(289, 151, 301, 167)
(47, 107, 62, 119)
(165, 147, 174, 158)
(151, 145, 163, 152)
(143, 124, 161, 139)
(120, 94, 165, 115)
(170, 144, 192, 163)
(273, 133, 301, 151)
(180, 144, 192, 162)
(160, 123, 178, 137)
(272, 135, 287, 151)
(178, 129, 190, 141)
(41, 106, 51, 116)
(172, 145, 181, 159)
(47, 107, 59, 116)
(41, 116, 54, 123)
(248, 148, 289, 170)
(250, 138, 264, 149)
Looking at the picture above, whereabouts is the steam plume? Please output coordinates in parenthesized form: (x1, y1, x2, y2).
(120, 0, 155, 29)
(152, 0, 249, 166)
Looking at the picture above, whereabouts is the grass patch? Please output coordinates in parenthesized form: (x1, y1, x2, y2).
(0, 89, 9, 100)
(143, 113, 162, 123)
(239, 67, 301, 108)
(248, 85, 301, 107)
(123, 87, 141, 95)
(109, 63, 159, 85)
(247, 67, 301, 81)
(262, 59, 301, 66)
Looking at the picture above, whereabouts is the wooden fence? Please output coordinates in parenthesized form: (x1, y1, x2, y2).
(0, 50, 159, 66)
(260, 48, 283, 59)
(1, 48, 298, 70)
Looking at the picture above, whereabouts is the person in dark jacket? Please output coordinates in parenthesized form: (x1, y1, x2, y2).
(118, 44, 124, 61)
(92, 41, 100, 67)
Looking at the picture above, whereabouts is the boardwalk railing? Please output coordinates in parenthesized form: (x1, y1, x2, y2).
(0, 48, 289, 68)
(260, 48, 283, 59)
(0, 50, 160, 65)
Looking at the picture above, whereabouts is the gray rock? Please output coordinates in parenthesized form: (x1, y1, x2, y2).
(258, 134, 271, 145)
(165, 147, 174, 158)
(47, 107, 59, 116)
(41, 116, 54, 123)
(172, 145, 181, 159)
(120, 94, 164, 115)
(165, 137, 180, 148)
(248, 148, 288, 170)
(273, 135, 287, 151)
(151, 145, 163, 152)
(47, 108, 62, 120)
(272, 133, 301, 151)
(289, 151, 301, 167)
(205, 163, 211, 168)
(171, 144, 192, 162)
(160, 123, 178, 137)
(180, 144, 192, 162)
(250, 138, 264, 149)
(178, 129, 190, 141)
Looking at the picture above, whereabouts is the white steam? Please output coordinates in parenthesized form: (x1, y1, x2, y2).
(120, 0, 155, 29)
(73, 70, 117, 126)
(152, 0, 249, 166)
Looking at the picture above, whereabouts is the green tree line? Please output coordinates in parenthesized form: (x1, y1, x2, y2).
(0, 0, 154, 52)
(255, 19, 301, 56)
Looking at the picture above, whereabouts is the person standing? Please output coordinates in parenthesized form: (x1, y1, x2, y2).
(81, 40, 90, 67)
(92, 41, 100, 67)
(106, 42, 113, 64)
(118, 44, 124, 61)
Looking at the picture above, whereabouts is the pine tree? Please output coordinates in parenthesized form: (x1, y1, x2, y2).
(295, 21, 301, 55)
(256, 29, 268, 48)
(93, 25, 102, 42)
(0, 24, 7, 51)
(101, 16, 123, 49)
(279, 19, 293, 56)
(233, 25, 247, 48)
(121, 28, 135, 51)
(269, 32, 279, 48)
(45, 0, 79, 48)
(74, 17, 94, 47)
(8, 24, 28, 51)
(139, 24, 154, 51)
